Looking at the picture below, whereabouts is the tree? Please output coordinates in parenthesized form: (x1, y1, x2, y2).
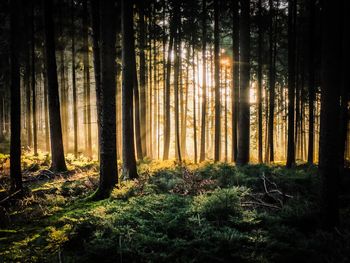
(163, 9, 175, 160)
(286, 0, 296, 168)
(319, 0, 343, 229)
(10, 0, 22, 192)
(231, 0, 239, 162)
(213, 0, 221, 162)
(92, 0, 118, 199)
(257, 0, 263, 163)
(307, 0, 315, 165)
(121, 0, 138, 179)
(268, 0, 275, 163)
(173, 1, 182, 162)
(31, 2, 38, 156)
(71, 0, 78, 158)
(138, 1, 147, 158)
(199, 0, 207, 162)
(43, 0, 67, 172)
(83, 0, 92, 159)
(236, 0, 250, 165)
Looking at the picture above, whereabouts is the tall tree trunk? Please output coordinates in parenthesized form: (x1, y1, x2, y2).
(58, 1, 68, 152)
(31, 2, 38, 156)
(173, 2, 182, 162)
(43, 0, 67, 172)
(286, 0, 296, 168)
(307, 0, 315, 165)
(121, 0, 138, 179)
(192, 40, 198, 163)
(24, 6, 32, 150)
(268, 0, 275, 163)
(231, 0, 239, 162)
(199, 0, 207, 162)
(133, 47, 143, 160)
(10, 0, 22, 191)
(319, 0, 342, 229)
(83, 0, 92, 158)
(92, 0, 118, 199)
(237, 0, 250, 165)
(42, 59, 50, 152)
(213, 0, 221, 162)
(163, 13, 175, 160)
(339, 0, 349, 178)
(71, 0, 78, 158)
(257, 0, 263, 163)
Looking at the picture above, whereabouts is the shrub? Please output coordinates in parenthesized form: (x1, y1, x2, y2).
(192, 187, 248, 224)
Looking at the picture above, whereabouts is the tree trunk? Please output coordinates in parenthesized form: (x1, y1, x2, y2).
(10, 0, 22, 191)
(231, 0, 239, 162)
(286, 0, 296, 168)
(133, 47, 144, 160)
(72, 0, 78, 158)
(199, 0, 207, 162)
(92, 0, 118, 199)
(121, 0, 138, 179)
(319, 0, 342, 229)
(237, 0, 250, 165)
(307, 0, 315, 165)
(31, 2, 38, 156)
(163, 13, 175, 160)
(213, 0, 221, 162)
(43, 0, 67, 172)
(257, 0, 263, 163)
(268, 0, 275, 163)
(83, 0, 92, 158)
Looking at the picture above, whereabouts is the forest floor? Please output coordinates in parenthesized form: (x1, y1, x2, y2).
(0, 153, 350, 262)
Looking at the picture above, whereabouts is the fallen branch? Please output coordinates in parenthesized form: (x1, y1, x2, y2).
(0, 189, 22, 205)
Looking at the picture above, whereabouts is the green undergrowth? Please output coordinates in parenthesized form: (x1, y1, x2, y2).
(0, 159, 349, 262)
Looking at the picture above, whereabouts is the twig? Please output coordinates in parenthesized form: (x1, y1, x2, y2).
(0, 189, 22, 204)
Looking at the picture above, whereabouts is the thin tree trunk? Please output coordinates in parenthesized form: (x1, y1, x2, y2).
(268, 0, 275, 163)
(237, 0, 250, 165)
(199, 0, 207, 162)
(31, 2, 38, 156)
(10, 0, 22, 191)
(257, 0, 263, 163)
(163, 13, 175, 160)
(121, 0, 138, 179)
(231, 0, 239, 162)
(286, 0, 296, 168)
(83, 0, 92, 158)
(307, 0, 315, 164)
(72, 0, 78, 158)
(138, 1, 147, 158)
(214, 0, 221, 162)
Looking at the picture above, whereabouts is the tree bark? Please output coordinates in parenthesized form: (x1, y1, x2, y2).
(286, 0, 296, 168)
(231, 0, 239, 162)
(10, 0, 22, 191)
(43, 0, 67, 172)
(121, 0, 138, 179)
(71, 0, 78, 158)
(257, 0, 263, 163)
(237, 0, 250, 165)
(319, 0, 342, 229)
(199, 0, 207, 162)
(213, 0, 221, 162)
(92, 0, 118, 199)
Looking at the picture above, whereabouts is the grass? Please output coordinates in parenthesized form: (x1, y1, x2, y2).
(0, 157, 349, 262)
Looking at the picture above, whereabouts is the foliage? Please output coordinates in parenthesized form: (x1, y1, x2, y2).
(0, 160, 349, 262)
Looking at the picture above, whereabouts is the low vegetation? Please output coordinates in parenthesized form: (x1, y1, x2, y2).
(1, 156, 349, 262)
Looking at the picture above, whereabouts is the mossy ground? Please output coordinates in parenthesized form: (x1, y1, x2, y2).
(0, 155, 349, 262)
